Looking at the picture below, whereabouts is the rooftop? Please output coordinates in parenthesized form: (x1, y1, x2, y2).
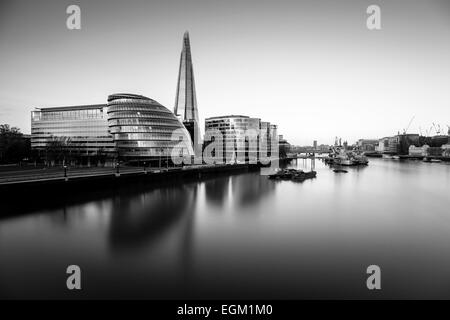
(206, 115, 250, 120)
(35, 104, 106, 112)
(107, 93, 152, 102)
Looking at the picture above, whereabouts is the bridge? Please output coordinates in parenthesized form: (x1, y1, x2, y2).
(287, 152, 330, 159)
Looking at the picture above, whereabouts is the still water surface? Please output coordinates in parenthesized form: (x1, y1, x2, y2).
(1, 158, 450, 299)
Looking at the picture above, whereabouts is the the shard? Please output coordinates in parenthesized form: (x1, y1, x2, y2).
(174, 31, 201, 156)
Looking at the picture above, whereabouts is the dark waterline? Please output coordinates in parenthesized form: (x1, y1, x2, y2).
(1, 158, 450, 299)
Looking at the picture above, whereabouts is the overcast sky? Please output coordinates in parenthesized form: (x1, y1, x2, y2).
(0, 0, 449, 145)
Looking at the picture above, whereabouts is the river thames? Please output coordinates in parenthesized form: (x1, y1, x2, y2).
(1, 158, 450, 299)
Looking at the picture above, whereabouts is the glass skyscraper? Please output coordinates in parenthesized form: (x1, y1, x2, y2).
(174, 31, 201, 156)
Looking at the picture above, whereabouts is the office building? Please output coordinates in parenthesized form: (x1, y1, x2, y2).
(31, 94, 194, 165)
(204, 115, 277, 164)
(31, 104, 115, 164)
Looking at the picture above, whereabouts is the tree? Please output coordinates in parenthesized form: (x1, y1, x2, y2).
(44, 136, 72, 166)
(0, 124, 30, 164)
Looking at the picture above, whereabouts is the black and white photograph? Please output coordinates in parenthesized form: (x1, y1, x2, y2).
(0, 0, 450, 313)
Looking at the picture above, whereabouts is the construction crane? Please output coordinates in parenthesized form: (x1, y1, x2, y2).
(403, 115, 415, 134)
(447, 125, 450, 135)
(432, 122, 441, 135)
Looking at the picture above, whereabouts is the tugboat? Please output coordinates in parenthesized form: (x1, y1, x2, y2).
(291, 170, 317, 182)
(268, 169, 317, 182)
(333, 168, 348, 173)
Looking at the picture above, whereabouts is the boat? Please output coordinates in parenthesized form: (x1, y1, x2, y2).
(291, 170, 317, 182)
(430, 159, 442, 163)
(353, 154, 369, 165)
(268, 169, 317, 182)
(326, 145, 369, 166)
(333, 169, 348, 173)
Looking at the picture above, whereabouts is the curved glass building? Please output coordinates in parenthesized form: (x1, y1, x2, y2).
(107, 93, 194, 161)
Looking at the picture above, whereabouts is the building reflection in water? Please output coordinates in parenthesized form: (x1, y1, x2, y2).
(229, 172, 275, 208)
(107, 172, 276, 251)
(204, 177, 229, 207)
(108, 184, 197, 251)
(203, 172, 276, 209)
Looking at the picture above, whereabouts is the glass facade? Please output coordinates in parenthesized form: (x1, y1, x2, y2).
(107, 94, 194, 159)
(31, 104, 116, 157)
(31, 94, 194, 162)
(205, 115, 276, 163)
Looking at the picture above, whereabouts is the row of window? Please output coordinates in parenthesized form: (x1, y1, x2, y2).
(108, 119, 181, 127)
(32, 144, 115, 149)
(113, 133, 177, 140)
(35, 109, 105, 121)
(119, 148, 191, 157)
(109, 126, 177, 134)
(107, 105, 172, 114)
(116, 140, 187, 148)
(107, 111, 178, 120)
(31, 137, 113, 142)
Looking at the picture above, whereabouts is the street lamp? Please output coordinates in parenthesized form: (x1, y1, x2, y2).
(64, 165, 68, 181)
(159, 148, 164, 168)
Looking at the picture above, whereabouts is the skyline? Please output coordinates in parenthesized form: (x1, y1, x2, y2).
(0, 0, 449, 145)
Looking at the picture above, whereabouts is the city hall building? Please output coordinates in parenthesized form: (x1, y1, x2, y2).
(31, 94, 194, 165)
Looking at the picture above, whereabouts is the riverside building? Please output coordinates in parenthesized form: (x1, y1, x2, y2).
(204, 115, 278, 164)
(31, 94, 194, 165)
(31, 104, 115, 164)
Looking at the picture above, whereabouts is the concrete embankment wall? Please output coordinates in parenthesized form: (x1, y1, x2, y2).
(0, 164, 257, 217)
(0, 164, 254, 194)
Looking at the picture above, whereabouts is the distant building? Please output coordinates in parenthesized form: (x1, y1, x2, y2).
(397, 134, 420, 155)
(424, 135, 450, 148)
(313, 140, 318, 150)
(427, 146, 444, 157)
(442, 144, 450, 157)
(318, 144, 331, 153)
(409, 144, 448, 157)
(278, 135, 291, 158)
(356, 139, 378, 152)
(377, 134, 420, 155)
(409, 145, 429, 157)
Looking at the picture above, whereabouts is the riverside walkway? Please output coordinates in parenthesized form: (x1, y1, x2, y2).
(0, 163, 250, 186)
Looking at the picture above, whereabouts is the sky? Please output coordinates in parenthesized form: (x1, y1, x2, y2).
(0, 0, 449, 145)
